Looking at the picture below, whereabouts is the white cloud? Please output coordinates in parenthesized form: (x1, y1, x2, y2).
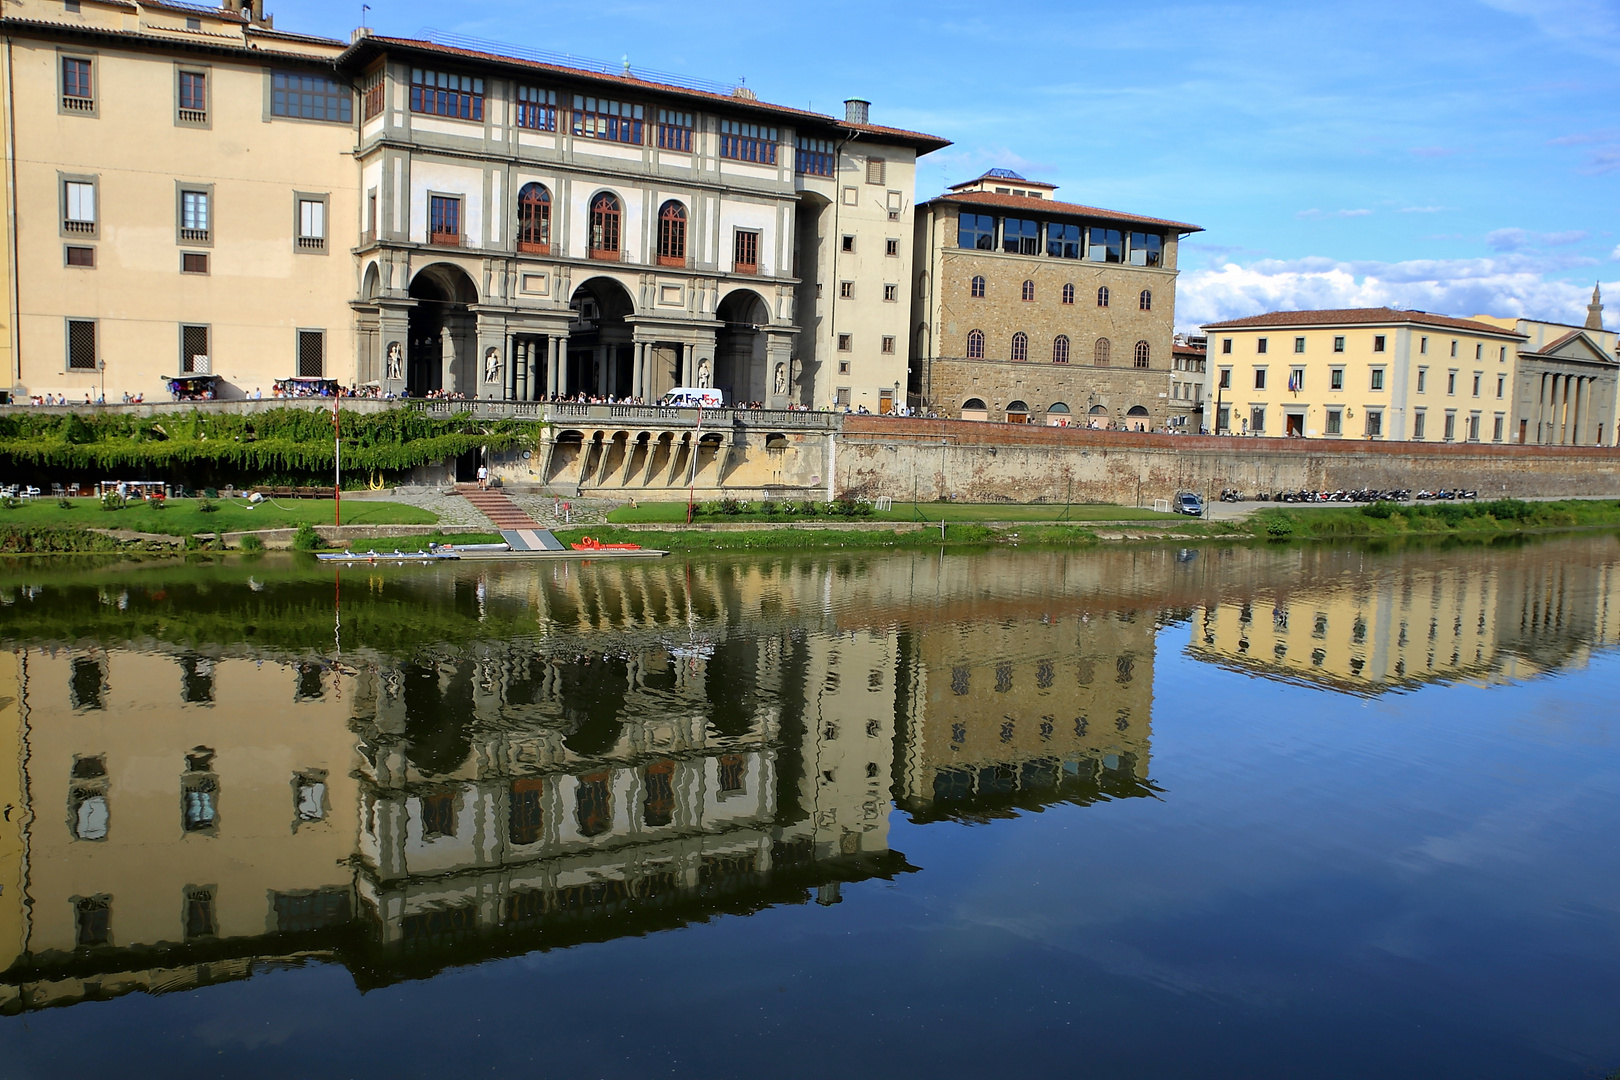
(1612, 244, 1620, 261)
(1296, 208, 1373, 219)
(1486, 227, 1589, 252)
(1478, 0, 1620, 60)
(1177, 256, 1613, 330)
(1399, 206, 1450, 214)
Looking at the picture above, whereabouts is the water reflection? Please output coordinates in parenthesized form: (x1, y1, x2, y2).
(1, 535, 1618, 1018)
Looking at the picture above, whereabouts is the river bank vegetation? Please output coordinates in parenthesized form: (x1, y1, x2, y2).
(0, 495, 433, 536)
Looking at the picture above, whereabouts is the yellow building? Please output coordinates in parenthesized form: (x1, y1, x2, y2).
(1471, 293, 1619, 446)
(1200, 308, 1528, 442)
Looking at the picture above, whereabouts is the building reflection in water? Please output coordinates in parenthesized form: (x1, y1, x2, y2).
(3, 537, 1617, 1014)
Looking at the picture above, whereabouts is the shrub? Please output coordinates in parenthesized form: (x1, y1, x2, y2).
(797, 500, 820, 516)
(828, 498, 874, 518)
(1361, 501, 1398, 519)
(718, 497, 747, 516)
(1264, 516, 1294, 538)
(238, 533, 264, 552)
(149, 496, 166, 510)
(759, 499, 780, 517)
(0, 495, 20, 511)
(57, 496, 73, 510)
(1482, 498, 1531, 522)
(293, 522, 325, 551)
(99, 492, 124, 512)
(197, 497, 218, 513)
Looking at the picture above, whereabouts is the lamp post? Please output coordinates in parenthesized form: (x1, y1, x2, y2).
(97, 358, 105, 404)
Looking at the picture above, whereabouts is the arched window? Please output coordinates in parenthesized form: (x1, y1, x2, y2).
(1097, 286, 1110, 308)
(517, 183, 550, 253)
(1139, 289, 1152, 311)
(1053, 335, 1070, 364)
(589, 192, 621, 258)
(1094, 337, 1112, 366)
(1021, 279, 1035, 302)
(961, 397, 988, 420)
(1011, 332, 1028, 362)
(1006, 400, 1030, 423)
(657, 201, 687, 265)
(1062, 283, 1075, 305)
(1134, 340, 1151, 368)
(970, 275, 986, 298)
(967, 329, 985, 359)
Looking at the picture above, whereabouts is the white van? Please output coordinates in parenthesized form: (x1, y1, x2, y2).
(661, 387, 725, 408)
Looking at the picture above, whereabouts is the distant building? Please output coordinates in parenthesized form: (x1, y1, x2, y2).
(910, 169, 1201, 428)
(1472, 287, 1619, 445)
(1170, 333, 1207, 430)
(1199, 308, 1530, 443)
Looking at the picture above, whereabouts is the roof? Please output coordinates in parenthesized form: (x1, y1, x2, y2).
(947, 169, 1057, 191)
(1201, 307, 1527, 338)
(339, 35, 952, 153)
(1521, 329, 1619, 363)
(924, 190, 1202, 233)
(0, 14, 346, 62)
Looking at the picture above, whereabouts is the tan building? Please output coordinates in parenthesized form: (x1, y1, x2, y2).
(1200, 308, 1529, 442)
(910, 169, 1201, 427)
(1, 0, 357, 404)
(1170, 333, 1207, 430)
(1472, 289, 1619, 446)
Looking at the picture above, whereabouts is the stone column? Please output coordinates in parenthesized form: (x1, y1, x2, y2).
(677, 342, 688, 387)
(1560, 375, 1573, 444)
(377, 300, 412, 398)
(558, 335, 571, 397)
(632, 341, 645, 400)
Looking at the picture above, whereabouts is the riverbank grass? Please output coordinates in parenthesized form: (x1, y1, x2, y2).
(606, 501, 1182, 525)
(0, 496, 435, 536)
(1254, 499, 1620, 540)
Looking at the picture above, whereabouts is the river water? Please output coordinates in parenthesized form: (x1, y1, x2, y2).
(1, 536, 1618, 1079)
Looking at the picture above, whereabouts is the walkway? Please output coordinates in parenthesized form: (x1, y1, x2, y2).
(454, 484, 542, 530)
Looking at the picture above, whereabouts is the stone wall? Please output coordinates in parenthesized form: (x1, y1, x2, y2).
(836, 416, 1620, 504)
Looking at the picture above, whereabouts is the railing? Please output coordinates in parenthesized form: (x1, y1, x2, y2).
(295, 236, 326, 251)
(407, 399, 841, 430)
(177, 108, 208, 124)
(62, 95, 95, 112)
(63, 219, 95, 234)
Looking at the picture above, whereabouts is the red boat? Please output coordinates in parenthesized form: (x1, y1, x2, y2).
(570, 536, 643, 552)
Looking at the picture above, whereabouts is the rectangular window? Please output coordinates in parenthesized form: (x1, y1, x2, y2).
(181, 324, 209, 373)
(177, 69, 207, 124)
(1499, 346, 1507, 362)
(1373, 335, 1386, 352)
(1221, 338, 1232, 355)
(1249, 407, 1265, 433)
(1332, 335, 1345, 353)
(837, 334, 852, 352)
(1444, 411, 1456, 440)
(362, 69, 384, 120)
(839, 281, 854, 299)
(1496, 375, 1504, 398)
(883, 284, 898, 302)
(841, 234, 855, 253)
(958, 212, 995, 250)
(1294, 336, 1306, 353)
(518, 86, 558, 131)
(656, 107, 692, 151)
(1257, 338, 1268, 354)
(181, 251, 208, 274)
(63, 180, 96, 234)
(412, 68, 483, 121)
(1468, 414, 1481, 441)
(75, 897, 110, 947)
(885, 238, 900, 257)
(429, 195, 461, 245)
(63, 57, 94, 111)
(1254, 368, 1267, 390)
(882, 336, 896, 354)
(842, 186, 858, 206)
(1417, 368, 1427, 393)
(1002, 217, 1040, 255)
(734, 229, 759, 273)
(1365, 410, 1383, 438)
(836, 387, 851, 406)
(1088, 226, 1122, 263)
(718, 118, 776, 163)
(866, 157, 885, 184)
(184, 886, 217, 940)
(1329, 367, 1344, 391)
(1047, 221, 1081, 259)
(1475, 343, 1483, 360)
(65, 245, 94, 267)
(1413, 410, 1426, 439)
(67, 319, 96, 370)
(796, 136, 835, 177)
(1128, 231, 1162, 266)
(1472, 373, 1481, 397)
(1325, 409, 1342, 435)
(1289, 366, 1305, 391)
(1370, 368, 1385, 391)
(273, 69, 354, 122)
(179, 189, 210, 242)
(1218, 367, 1231, 389)
(1493, 414, 1504, 442)
(838, 359, 849, 374)
(1450, 340, 1458, 357)
(1420, 336, 1428, 355)
(297, 329, 324, 377)
(296, 197, 326, 251)
(1447, 370, 1457, 394)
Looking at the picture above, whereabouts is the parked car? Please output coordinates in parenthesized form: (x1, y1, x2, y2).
(1175, 492, 1204, 516)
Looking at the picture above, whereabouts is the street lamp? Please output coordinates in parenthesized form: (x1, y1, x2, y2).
(97, 358, 105, 404)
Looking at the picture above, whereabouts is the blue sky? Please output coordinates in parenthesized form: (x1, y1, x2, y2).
(281, 0, 1618, 330)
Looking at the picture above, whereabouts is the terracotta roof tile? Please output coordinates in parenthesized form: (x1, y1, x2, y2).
(1201, 307, 1527, 338)
(924, 190, 1202, 233)
(344, 36, 951, 151)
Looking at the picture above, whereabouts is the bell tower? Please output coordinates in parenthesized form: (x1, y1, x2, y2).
(1586, 282, 1604, 330)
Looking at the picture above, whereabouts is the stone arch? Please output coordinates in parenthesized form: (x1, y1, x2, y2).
(568, 276, 638, 398)
(960, 397, 989, 421)
(1006, 400, 1031, 424)
(1046, 402, 1071, 427)
(406, 262, 479, 396)
(361, 261, 382, 301)
(715, 288, 771, 404)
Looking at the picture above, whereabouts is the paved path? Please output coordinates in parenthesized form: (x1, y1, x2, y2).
(454, 484, 543, 530)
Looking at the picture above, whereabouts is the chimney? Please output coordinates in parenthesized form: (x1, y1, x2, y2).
(844, 99, 870, 125)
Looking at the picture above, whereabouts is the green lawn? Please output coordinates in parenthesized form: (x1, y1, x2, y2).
(0, 496, 435, 536)
(606, 502, 1184, 524)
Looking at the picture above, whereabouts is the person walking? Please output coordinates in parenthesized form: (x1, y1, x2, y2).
(476, 463, 489, 489)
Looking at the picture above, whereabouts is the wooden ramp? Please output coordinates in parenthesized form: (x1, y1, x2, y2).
(501, 528, 566, 551)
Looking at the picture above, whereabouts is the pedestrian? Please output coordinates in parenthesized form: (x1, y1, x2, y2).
(476, 463, 488, 489)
